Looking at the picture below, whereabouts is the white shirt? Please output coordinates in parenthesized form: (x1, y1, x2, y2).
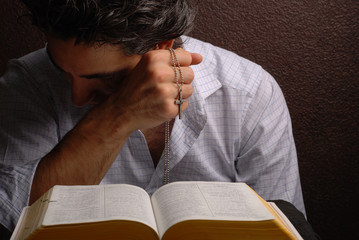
(0, 36, 305, 230)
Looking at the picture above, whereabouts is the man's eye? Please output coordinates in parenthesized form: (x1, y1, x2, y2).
(101, 75, 115, 82)
(95, 70, 127, 84)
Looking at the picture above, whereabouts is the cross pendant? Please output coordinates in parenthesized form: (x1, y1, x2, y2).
(175, 89, 186, 119)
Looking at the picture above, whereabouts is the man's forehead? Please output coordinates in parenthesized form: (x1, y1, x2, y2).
(46, 37, 138, 77)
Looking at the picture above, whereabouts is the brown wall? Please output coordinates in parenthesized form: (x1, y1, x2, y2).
(1, 0, 358, 239)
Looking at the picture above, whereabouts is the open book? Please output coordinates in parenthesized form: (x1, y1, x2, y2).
(11, 182, 303, 240)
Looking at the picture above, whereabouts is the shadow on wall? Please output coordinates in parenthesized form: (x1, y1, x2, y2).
(0, 1, 46, 75)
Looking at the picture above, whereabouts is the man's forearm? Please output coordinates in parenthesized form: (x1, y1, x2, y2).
(29, 106, 133, 204)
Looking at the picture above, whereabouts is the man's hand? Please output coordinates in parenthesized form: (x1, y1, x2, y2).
(89, 48, 202, 135)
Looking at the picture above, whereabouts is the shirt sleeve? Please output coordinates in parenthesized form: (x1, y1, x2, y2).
(0, 59, 59, 231)
(236, 69, 306, 216)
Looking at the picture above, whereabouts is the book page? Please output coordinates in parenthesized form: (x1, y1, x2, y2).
(151, 182, 274, 238)
(10, 206, 30, 240)
(268, 202, 303, 240)
(197, 182, 273, 219)
(103, 184, 157, 231)
(43, 185, 104, 225)
(12, 188, 54, 239)
(42, 184, 157, 232)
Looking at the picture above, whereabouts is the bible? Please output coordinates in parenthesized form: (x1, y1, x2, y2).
(11, 181, 303, 240)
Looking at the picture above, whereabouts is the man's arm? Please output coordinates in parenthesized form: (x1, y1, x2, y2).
(236, 69, 305, 215)
(29, 105, 133, 204)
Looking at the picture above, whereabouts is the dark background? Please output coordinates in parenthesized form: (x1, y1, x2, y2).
(1, 0, 358, 239)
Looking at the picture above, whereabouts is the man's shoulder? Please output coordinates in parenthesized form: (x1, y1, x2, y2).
(2, 47, 57, 84)
(1, 47, 65, 90)
(182, 35, 241, 62)
(0, 47, 69, 109)
(10, 47, 50, 75)
(183, 36, 274, 96)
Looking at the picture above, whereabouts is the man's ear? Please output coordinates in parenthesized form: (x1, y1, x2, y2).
(157, 39, 175, 50)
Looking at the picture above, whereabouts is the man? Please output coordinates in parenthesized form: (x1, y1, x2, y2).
(0, 0, 305, 232)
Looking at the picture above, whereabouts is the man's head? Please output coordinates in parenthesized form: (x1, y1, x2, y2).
(20, 0, 195, 54)
(18, 0, 197, 107)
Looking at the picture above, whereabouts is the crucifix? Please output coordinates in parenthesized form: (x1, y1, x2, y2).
(175, 88, 186, 119)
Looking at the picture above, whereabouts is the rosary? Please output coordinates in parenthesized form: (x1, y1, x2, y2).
(163, 48, 186, 185)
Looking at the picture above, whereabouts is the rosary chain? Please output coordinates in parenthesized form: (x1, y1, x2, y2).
(164, 48, 185, 185)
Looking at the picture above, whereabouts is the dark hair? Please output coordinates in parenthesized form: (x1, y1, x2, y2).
(19, 0, 195, 54)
